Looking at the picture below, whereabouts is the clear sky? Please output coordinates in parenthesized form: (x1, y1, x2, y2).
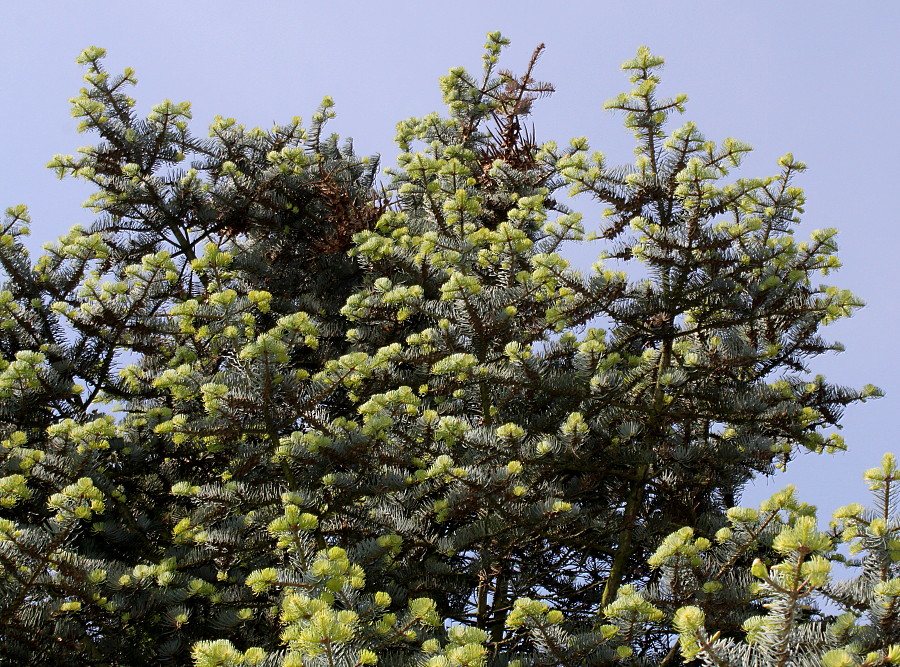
(2, 0, 898, 515)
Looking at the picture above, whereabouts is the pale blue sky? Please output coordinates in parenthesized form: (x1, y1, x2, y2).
(2, 0, 898, 515)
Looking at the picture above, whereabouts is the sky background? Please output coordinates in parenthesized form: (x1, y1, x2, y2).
(1, 0, 898, 516)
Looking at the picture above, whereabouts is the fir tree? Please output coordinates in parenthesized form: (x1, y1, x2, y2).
(0, 34, 883, 666)
(0, 45, 383, 661)
(316, 35, 872, 652)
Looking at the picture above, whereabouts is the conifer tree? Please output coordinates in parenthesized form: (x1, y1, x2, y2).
(0, 46, 383, 661)
(0, 34, 882, 666)
(312, 35, 873, 649)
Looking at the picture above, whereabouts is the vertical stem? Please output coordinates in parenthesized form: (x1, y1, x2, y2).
(476, 568, 490, 628)
(601, 467, 647, 607)
(602, 337, 672, 607)
(490, 568, 509, 644)
(881, 477, 895, 637)
(772, 551, 806, 667)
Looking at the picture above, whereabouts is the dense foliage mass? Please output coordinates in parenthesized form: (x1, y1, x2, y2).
(0, 33, 895, 666)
